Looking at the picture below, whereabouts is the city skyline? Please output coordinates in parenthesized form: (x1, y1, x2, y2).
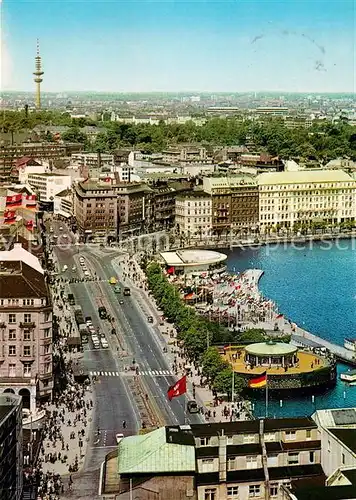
(1, 0, 355, 93)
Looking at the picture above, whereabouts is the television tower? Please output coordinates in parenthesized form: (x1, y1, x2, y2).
(33, 39, 44, 109)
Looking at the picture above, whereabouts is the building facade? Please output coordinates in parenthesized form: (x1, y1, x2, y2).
(0, 393, 23, 500)
(116, 182, 151, 238)
(0, 143, 68, 181)
(193, 418, 323, 500)
(53, 189, 73, 219)
(203, 176, 259, 234)
(258, 170, 356, 233)
(0, 245, 53, 411)
(175, 192, 212, 237)
(27, 173, 72, 203)
(73, 181, 118, 241)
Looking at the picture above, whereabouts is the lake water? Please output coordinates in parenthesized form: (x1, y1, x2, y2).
(224, 238, 356, 417)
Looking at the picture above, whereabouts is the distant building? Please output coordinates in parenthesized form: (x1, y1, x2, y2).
(162, 147, 208, 165)
(0, 393, 23, 500)
(116, 182, 152, 238)
(255, 106, 289, 117)
(0, 143, 69, 181)
(0, 244, 53, 411)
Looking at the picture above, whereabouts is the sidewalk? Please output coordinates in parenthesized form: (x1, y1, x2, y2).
(117, 254, 253, 423)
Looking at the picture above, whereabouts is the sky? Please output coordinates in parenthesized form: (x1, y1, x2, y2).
(1, 0, 355, 93)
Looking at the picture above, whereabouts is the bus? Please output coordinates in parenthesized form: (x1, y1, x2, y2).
(123, 287, 131, 296)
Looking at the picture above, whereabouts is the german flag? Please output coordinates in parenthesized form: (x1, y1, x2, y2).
(248, 372, 267, 388)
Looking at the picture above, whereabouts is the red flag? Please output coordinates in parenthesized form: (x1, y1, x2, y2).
(167, 266, 175, 275)
(167, 375, 187, 401)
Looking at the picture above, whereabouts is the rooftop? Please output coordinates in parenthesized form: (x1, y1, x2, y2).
(258, 169, 354, 185)
(0, 260, 48, 298)
(245, 342, 298, 357)
(0, 243, 43, 274)
(118, 426, 196, 475)
(160, 249, 227, 267)
(328, 428, 356, 454)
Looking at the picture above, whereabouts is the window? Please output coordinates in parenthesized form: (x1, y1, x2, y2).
(23, 362, 31, 377)
(201, 458, 214, 472)
(264, 433, 276, 442)
(44, 328, 51, 338)
(9, 329, 16, 340)
(342, 453, 345, 465)
(44, 344, 50, 354)
(306, 429, 312, 439)
(285, 431, 296, 441)
(9, 345, 16, 356)
(243, 434, 256, 444)
(24, 330, 31, 340)
(246, 456, 258, 469)
(227, 486, 239, 498)
(45, 363, 51, 373)
(9, 363, 16, 377)
(227, 457, 236, 471)
(199, 437, 211, 446)
(24, 313, 32, 323)
(270, 484, 278, 497)
(24, 346, 31, 356)
(327, 440, 331, 452)
(249, 485, 261, 498)
(204, 488, 216, 500)
(9, 314, 16, 324)
(288, 452, 299, 465)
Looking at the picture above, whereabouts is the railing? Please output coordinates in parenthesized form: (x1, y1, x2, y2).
(19, 322, 36, 328)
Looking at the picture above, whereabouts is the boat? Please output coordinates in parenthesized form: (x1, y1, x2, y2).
(344, 338, 356, 352)
(340, 369, 356, 383)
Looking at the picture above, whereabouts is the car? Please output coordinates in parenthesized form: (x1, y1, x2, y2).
(147, 316, 154, 323)
(50, 227, 54, 233)
(119, 300, 124, 305)
(187, 400, 199, 414)
(111, 328, 116, 335)
(59, 226, 63, 231)
(62, 234, 68, 239)
(86, 319, 93, 326)
(62, 265, 68, 272)
(101, 340, 109, 348)
(100, 332, 105, 338)
(53, 235, 58, 240)
(72, 266, 76, 272)
(79, 257, 85, 263)
(116, 433, 124, 444)
(114, 286, 121, 294)
(84, 271, 90, 277)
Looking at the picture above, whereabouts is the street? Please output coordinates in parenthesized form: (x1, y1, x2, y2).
(49, 220, 202, 475)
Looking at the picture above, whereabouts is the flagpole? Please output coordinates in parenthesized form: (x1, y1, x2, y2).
(265, 373, 268, 418)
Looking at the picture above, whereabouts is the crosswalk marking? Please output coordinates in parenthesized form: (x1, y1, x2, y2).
(89, 370, 173, 377)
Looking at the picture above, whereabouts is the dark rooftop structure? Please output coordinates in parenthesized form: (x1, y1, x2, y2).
(328, 428, 356, 454)
(0, 261, 48, 299)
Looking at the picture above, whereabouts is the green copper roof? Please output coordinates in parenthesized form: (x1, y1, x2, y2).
(118, 427, 196, 474)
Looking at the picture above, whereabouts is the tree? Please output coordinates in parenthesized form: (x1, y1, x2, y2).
(201, 347, 227, 383)
(238, 328, 266, 343)
(213, 367, 245, 400)
(61, 127, 86, 143)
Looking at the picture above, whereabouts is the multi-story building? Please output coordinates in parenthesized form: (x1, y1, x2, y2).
(258, 170, 356, 233)
(312, 407, 356, 477)
(70, 152, 114, 169)
(116, 182, 152, 238)
(0, 142, 71, 181)
(53, 189, 73, 219)
(162, 146, 208, 165)
(236, 154, 284, 173)
(203, 176, 259, 234)
(145, 180, 191, 232)
(0, 393, 23, 500)
(193, 418, 323, 500)
(73, 181, 118, 241)
(27, 173, 72, 203)
(105, 418, 325, 500)
(0, 244, 53, 412)
(175, 191, 212, 237)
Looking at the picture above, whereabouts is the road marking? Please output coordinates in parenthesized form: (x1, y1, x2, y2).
(89, 370, 174, 377)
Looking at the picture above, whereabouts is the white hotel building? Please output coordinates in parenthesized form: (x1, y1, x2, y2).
(258, 170, 356, 232)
